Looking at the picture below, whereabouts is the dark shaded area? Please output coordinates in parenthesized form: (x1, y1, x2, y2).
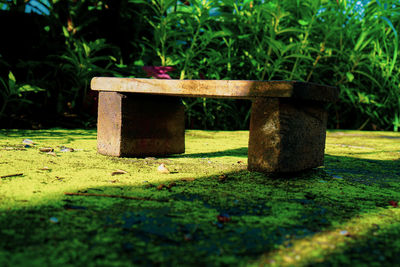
(0, 1, 153, 129)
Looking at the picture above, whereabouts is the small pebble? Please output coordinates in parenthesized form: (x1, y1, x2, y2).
(60, 146, 74, 152)
(22, 139, 35, 145)
(157, 163, 170, 174)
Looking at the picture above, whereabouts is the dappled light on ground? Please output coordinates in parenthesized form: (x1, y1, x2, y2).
(0, 129, 399, 266)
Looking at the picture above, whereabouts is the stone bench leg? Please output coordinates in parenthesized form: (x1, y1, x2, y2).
(248, 97, 328, 173)
(97, 91, 185, 157)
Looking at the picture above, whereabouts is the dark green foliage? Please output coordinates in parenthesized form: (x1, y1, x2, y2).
(0, 0, 399, 130)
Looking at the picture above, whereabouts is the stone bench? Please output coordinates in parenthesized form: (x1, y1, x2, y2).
(90, 78, 338, 173)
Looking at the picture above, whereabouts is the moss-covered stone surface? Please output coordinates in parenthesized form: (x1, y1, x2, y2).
(0, 129, 400, 266)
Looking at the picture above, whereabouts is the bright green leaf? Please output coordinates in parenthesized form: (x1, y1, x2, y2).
(8, 72, 16, 83)
(346, 72, 354, 82)
(298, 19, 309, 26)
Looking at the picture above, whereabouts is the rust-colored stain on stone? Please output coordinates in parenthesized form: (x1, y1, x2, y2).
(93, 78, 337, 173)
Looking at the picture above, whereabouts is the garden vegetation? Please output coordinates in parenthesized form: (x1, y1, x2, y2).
(0, 0, 399, 130)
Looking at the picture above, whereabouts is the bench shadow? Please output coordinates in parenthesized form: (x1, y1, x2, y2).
(0, 153, 399, 266)
(176, 147, 248, 158)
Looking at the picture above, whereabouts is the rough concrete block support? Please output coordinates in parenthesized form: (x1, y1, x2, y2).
(248, 97, 328, 173)
(97, 91, 185, 157)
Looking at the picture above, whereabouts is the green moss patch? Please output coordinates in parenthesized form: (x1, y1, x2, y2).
(0, 129, 400, 266)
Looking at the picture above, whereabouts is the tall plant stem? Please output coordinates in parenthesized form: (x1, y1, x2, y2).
(180, 19, 202, 80)
(260, 16, 276, 81)
(289, 15, 315, 80)
(306, 42, 325, 82)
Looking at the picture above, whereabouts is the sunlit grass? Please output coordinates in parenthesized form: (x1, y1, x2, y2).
(256, 207, 400, 266)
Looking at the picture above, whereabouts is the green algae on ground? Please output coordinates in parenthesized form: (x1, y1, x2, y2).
(0, 129, 400, 266)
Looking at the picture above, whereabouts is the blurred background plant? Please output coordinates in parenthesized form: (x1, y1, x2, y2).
(0, 0, 399, 130)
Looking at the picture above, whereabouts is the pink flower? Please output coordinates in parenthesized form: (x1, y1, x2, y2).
(143, 66, 174, 79)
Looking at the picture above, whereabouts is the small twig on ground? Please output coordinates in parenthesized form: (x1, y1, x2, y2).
(1, 173, 23, 178)
(64, 192, 168, 202)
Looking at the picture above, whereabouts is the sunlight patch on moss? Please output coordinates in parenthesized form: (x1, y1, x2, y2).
(256, 207, 400, 266)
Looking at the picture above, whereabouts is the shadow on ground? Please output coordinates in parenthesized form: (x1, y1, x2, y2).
(1, 150, 399, 266)
(174, 147, 249, 158)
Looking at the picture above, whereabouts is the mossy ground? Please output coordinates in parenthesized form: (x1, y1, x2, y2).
(0, 129, 400, 266)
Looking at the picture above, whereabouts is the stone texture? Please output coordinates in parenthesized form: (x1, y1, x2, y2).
(97, 91, 123, 156)
(248, 97, 328, 173)
(97, 92, 184, 157)
(91, 78, 338, 102)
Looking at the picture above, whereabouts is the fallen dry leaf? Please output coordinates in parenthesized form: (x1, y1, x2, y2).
(4, 147, 26, 151)
(157, 184, 166, 190)
(218, 174, 227, 182)
(181, 178, 195, 182)
(39, 147, 54, 153)
(47, 152, 57, 157)
(1, 173, 24, 179)
(111, 169, 128, 176)
(167, 182, 177, 189)
(217, 213, 231, 223)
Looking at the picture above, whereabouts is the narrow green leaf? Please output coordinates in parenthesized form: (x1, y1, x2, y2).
(19, 84, 45, 93)
(346, 72, 354, 82)
(381, 16, 398, 39)
(62, 26, 69, 38)
(8, 72, 16, 83)
(298, 19, 309, 26)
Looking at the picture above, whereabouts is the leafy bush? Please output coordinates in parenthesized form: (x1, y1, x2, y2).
(0, 72, 44, 118)
(0, 0, 399, 130)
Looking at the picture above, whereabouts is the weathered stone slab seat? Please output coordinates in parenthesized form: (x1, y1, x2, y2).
(91, 77, 337, 102)
(91, 77, 338, 173)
